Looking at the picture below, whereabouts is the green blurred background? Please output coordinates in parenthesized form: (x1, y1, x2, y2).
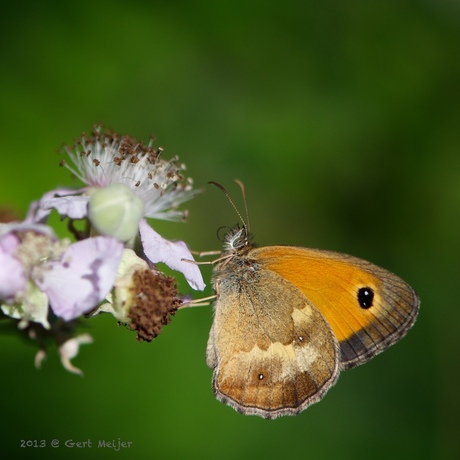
(1, 1, 458, 459)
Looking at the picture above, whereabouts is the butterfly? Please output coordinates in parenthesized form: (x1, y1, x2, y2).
(204, 181, 419, 419)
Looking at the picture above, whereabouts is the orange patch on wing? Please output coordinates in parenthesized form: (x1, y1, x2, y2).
(252, 246, 382, 343)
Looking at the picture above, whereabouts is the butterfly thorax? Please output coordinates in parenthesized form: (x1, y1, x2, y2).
(213, 225, 260, 292)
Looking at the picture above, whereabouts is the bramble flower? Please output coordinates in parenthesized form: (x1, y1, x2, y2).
(26, 125, 204, 291)
(0, 221, 122, 374)
(0, 222, 124, 324)
(2, 124, 206, 375)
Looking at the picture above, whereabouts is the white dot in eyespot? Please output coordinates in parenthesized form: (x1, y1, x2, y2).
(258, 374, 264, 380)
(298, 336, 304, 342)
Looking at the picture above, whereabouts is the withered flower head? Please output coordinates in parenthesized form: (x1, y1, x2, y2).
(127, 270, 181, 342)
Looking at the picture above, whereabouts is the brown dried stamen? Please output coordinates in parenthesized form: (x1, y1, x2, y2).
(126, 270, 181, 342)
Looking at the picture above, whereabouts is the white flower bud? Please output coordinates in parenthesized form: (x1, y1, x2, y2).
(88, 184, 144, 242)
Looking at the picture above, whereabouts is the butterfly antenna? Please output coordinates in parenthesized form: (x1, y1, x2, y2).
(234, 179, 250, 232)
(208, 181, 248, 229)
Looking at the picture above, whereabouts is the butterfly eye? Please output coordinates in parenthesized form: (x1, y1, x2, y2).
(217, 226, 232, 242)
(357, 287, 374, 309)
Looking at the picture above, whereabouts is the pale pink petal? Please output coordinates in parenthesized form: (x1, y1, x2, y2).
(0, 223, 54, 305)
(0, 221, 56, 240)
(139, 219, 205, 291)
(43, 195, 90, 220)
(36, 236, 124, 320)
(0, 250, 27, 300)
(26, 188, 88, 223)
(0, 231, 20, 253)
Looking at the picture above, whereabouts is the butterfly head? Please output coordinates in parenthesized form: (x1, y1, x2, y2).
(209, 180, 254, 256)
(222, 224, 253, 254)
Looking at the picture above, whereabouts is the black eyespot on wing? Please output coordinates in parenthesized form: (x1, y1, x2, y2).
(357, 287, 374, 309)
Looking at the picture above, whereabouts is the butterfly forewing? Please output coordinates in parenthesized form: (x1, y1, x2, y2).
(252, 246, 420, 369)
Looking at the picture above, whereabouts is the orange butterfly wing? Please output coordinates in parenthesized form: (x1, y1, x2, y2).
(251, 246, 419, 369)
